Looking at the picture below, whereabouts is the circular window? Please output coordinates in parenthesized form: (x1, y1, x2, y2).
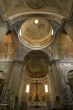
(18, 17, 53, 49)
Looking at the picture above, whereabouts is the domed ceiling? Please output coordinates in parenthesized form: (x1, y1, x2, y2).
(24, 51, 49, 78)
(18, 17, 53, 49)
(25, 59, 48, 78)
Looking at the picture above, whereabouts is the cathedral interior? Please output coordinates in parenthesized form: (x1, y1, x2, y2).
(0, 0, 73, 110)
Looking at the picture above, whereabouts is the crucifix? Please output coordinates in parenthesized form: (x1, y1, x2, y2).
(32, 80, 41, 101)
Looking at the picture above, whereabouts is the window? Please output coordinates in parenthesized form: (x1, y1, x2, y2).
(45, 85, 48, 93)
(26, 85, 30, 93)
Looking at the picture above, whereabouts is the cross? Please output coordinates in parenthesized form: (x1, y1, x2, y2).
(32, 80, 41, 101)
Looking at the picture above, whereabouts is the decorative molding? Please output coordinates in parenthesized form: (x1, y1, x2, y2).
(25, 0, 48, 9)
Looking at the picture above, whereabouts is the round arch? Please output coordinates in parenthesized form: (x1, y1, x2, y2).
(23, 50, 50, 78)
(67, 70, 73, 93)
(54, 30, 73, 60)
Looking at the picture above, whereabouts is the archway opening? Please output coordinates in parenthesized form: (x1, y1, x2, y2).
(67, 70, 73, 94)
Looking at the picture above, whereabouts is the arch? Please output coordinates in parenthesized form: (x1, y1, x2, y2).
(0, 70, 6, 79)
(24, 50, 49, 64)
(54, 30, 73, 60)
(23, 50, 50, 78)
(67, 70, 73, 93)
(0, 71, 5, 96)
(18, 50, 56, 106)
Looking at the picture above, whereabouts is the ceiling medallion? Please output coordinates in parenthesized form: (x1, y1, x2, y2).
(18, 17, 53, 49)
(25, 0, 47, 9)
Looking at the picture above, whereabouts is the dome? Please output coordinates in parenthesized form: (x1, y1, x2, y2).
(18, 17, 53, 49)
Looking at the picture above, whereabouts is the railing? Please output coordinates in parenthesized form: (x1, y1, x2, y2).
(0, 104, 8, 110)
(63, 102, 73, 110)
